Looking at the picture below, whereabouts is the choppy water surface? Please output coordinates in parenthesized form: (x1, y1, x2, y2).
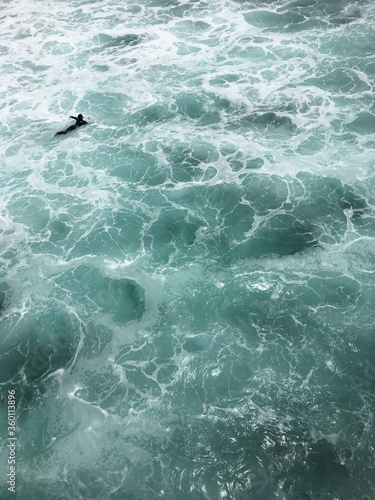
(1, 0, 375, 498)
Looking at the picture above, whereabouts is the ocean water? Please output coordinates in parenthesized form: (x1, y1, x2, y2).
(1, 0, 375, 498)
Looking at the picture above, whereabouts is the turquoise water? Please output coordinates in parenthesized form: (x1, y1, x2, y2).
(1, 0, 375, 498)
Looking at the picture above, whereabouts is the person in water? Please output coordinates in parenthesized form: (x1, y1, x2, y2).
(54, 114, 88, 136)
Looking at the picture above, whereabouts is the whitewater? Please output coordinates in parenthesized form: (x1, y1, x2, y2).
(1, 0, 375, 498)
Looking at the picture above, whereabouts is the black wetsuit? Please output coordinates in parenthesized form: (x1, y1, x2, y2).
(55, 116, 88, 135)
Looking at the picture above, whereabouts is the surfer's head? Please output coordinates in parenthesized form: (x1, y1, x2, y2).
(78, 114, 84, 119)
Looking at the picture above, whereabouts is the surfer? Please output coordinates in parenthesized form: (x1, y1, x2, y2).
(54, 114, 88, 136)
